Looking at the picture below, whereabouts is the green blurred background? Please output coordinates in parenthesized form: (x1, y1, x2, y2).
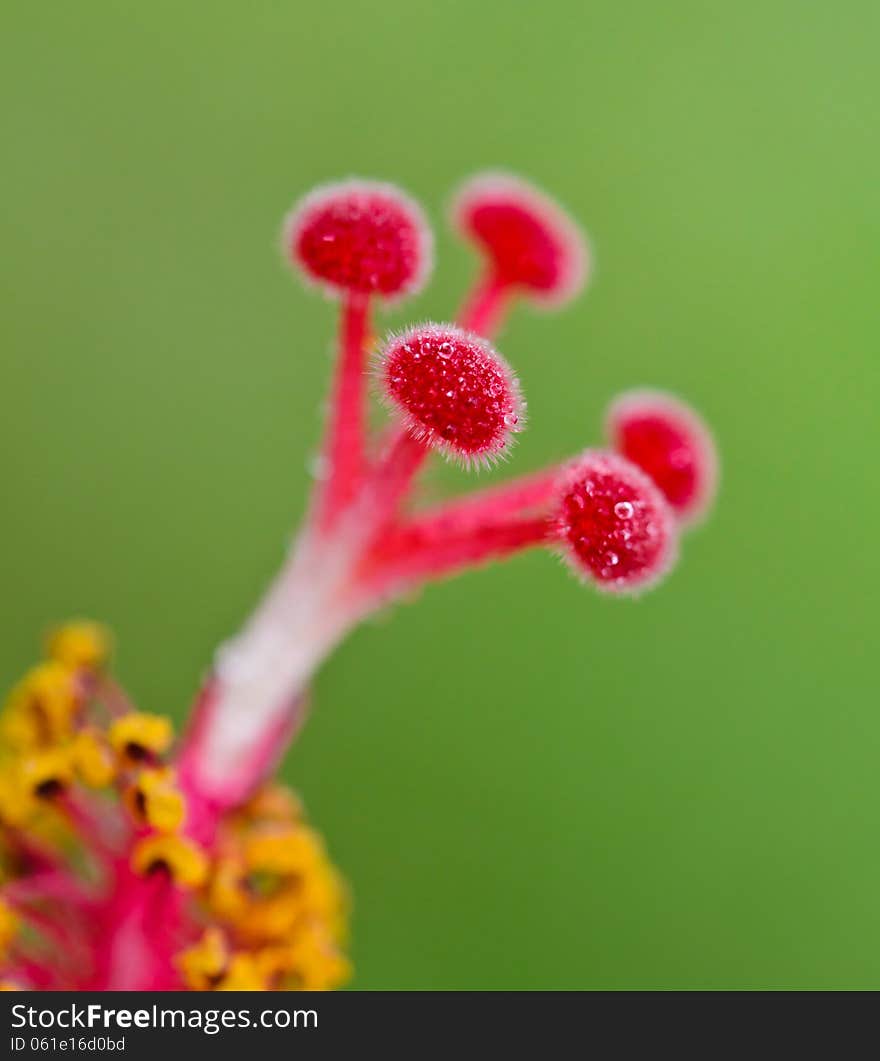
(2, 1, 877, 989)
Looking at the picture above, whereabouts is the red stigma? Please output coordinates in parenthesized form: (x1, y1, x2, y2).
(556, 451, 677, 593)
(380, 324, 523, 459)
(606, 391, 718, 524)
(285, 180, 431, 299)
(453, 173, 588, 305)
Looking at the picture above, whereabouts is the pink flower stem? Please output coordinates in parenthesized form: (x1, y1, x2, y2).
(177, 457, 562, 812)
(175, 525, 370, 811)
(317, 292, 372, 529)
(456, 270, 512, 337)
(177, 684, 310, 841)
(176, 381, 559, 816)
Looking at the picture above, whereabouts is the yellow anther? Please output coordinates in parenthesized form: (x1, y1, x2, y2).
(214, 953, 268, 992)
(176, 927, 228, 991)
(243, 825, 324, 877)
(260, 924, 351, 991)
(70, 728, 116, 788)
(237, 890, 303, 942)
(131, 834, 208, 889)
(20, 748, 73, 801)
(207, 858, 303, 944)
(0, 980, 22, 991)
(108, 713, 173, 765)
(46, 621, 111, 672)
(125, 768, 185, 833)
(0, 898, 20, 958)
(202, 782, 351, 985)
(2, 662, 79, 749)
(207, 857, 248, 921)
(254, 943, 298, 981)
(202, 827, 327, 945)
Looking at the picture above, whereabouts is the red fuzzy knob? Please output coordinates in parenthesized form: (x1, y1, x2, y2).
(284, 180, 432, 299)
(606, 391, 718, 524)
(556, 451, 677, 593)
(380, 324, 524, 461)
(453, 172, 588, 305)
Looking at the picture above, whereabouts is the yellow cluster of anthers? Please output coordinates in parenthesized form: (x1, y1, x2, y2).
(0, 624, 185, 843)
(176, 784, 351, 991)
(0, 622, 114, 828)
(0, 622, 351, 991)
(0, 623, 199, 889)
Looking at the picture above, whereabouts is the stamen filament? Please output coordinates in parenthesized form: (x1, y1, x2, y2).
(397, 466, 560, 541)
(364, 428, 430, 523)
(361, 514, 553, 593)
(3, 871, 96, 908)
(317, 292, 371, 528)
(456, 270, 511, 337)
